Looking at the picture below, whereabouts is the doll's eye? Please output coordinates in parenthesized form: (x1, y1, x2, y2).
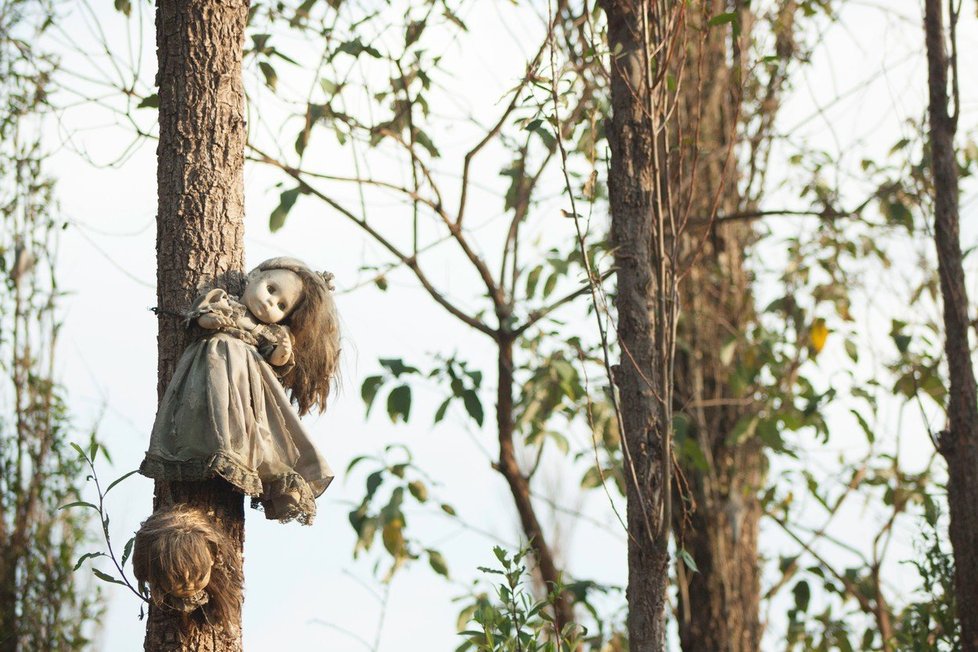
(279, 302, 286, 310)
(267, 284, 276, 294)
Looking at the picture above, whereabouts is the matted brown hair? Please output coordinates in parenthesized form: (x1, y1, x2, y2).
(132, 505, 241, 628)
(252, 257, 341, 415)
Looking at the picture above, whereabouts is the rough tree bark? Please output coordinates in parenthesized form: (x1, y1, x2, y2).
(924, 1, 978, 649)
(601, 1, 671, 648)
(599, 1, 801, 648)
(670, 4, 766, 651)
(145, 1, 249, 650)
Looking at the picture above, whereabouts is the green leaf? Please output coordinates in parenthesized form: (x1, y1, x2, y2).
(427, 548, 449, 577)
(525, 266, 543, 298)
(346, 455, 370, 473)
(727, 415, 758, 445)
(542, 272, 558, 298)
(844, 339, 859, 362)
(105, 469, 139, 495)
(92, 568, 126, 586)
(295, 129, 309, 156)
(850, 409, 875, 443)
(679, 548, 699, 573)
(793, 580, 811, 612)
(414, 130, 441, 158)
(70, 442, 87, 461)
(73, 551, 106, 571)
(462, 390, 483, 426)
(59, 501, 98, 511)
(405, 20, 426, 47)
(114, 0, 132, 16)
(122, 537, 135, 567)
(382, 518, 405, 556)
(708, 12, 737, 25)
(757, 418, 786, 452)
(137, 94, 159, 109)
(356, 517, 378, 554)
(321, 78, 339, 94)
(387, 384, 412, 423)
(259, 61, 278, 91)
(548, 430, 570, 455)
(580, 466, 603, 489)
(440, 503, 456, 516)
(493, 546, 508, 565)
(337, 38, 382, 59)
(361, 375, 384, 416)
(270, 187, 301, 232)
(366, 471, 384, 499)
(408, 480, 428, 503)
(252, 33, 271, 54)
(433, 396, 452, 423)
(678, 436, 709, 472)
(379, 358, 419, 377)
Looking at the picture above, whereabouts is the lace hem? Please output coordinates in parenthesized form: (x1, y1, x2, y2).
(140, 452, 264, 497)
(251, 473, 320, 525)
(139, 454, 323, 525)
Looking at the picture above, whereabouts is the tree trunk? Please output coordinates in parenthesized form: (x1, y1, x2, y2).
(924, 1, 978, 649)
(602, 2, 671, 648)
(494, 333, 575, 630)
(145, 1, 249, 650)
(671, 5, 763, 651)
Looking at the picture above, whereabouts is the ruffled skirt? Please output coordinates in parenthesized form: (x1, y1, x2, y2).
(140, 333, 333, 524)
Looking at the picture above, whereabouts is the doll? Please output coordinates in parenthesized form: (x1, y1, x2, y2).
(140, 257, 341, 525)
(132, 505, 242, 624)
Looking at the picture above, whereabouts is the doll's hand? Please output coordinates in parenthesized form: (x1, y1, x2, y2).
(268, 338, 293, 367)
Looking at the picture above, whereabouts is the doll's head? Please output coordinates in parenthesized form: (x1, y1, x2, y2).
(248, 257, 341, 415)
(242, 267, 303, 325)
(132, 505, 241, 626)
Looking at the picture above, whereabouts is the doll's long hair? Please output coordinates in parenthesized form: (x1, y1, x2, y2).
(253, 257, 340, 415)
(132, 504, 241, 627)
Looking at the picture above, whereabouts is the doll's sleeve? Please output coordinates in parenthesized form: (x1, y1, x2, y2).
(186, 288, 235, 327)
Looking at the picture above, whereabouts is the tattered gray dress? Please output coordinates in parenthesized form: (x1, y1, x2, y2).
(140, 289, 334, 524)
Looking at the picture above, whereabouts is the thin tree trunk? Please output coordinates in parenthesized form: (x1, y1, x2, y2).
(144, 1, 248, 650)
(602, 1, 671, 648)
(924, 1, 978, 649)
(671, 4, 763, 650)
(494, 333, 574, 629)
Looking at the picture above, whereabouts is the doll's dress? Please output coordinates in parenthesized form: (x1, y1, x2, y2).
(139, 288, 334, 525)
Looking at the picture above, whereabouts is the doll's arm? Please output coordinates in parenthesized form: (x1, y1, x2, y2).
(187, 288, 235, 329)
(197, 313, 229, 329)
(258, 325, 294, 369)
(268, 336, 293, 367)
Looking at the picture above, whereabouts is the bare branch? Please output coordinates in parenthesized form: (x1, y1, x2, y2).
(250, 145, 494, 337)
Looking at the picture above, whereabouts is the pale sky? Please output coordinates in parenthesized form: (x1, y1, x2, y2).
(34, 0, 978, 649)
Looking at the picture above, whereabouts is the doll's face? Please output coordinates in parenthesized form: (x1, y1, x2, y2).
(169, 558, 214, 599)
(243, 268, 303, 324)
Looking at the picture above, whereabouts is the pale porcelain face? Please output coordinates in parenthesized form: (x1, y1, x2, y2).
(242, 268, 303, 324)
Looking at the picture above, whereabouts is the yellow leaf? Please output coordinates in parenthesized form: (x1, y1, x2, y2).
(810, 318, 828, 354)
